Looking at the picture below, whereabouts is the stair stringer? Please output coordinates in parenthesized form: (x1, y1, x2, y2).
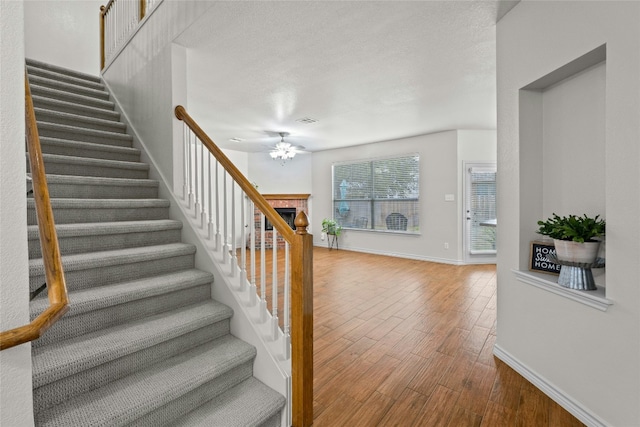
(101, 80, 292, 427)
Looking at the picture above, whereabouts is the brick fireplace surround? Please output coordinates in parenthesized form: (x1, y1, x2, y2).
(253, 194, 310, 249)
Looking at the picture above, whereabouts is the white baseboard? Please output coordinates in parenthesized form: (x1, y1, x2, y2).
(312, 242, 466, 265)
(493, 344, 607, 427)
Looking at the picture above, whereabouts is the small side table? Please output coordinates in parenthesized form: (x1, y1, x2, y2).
(328, 233, 339, 250)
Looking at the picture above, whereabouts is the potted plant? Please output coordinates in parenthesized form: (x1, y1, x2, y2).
(537, 213, 605, 263)
(321, 218, 342, 237)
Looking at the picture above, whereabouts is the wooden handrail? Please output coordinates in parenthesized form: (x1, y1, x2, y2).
(174, 105, 296, 244)
(175, 105, 313, 426)
(0, 72, 69, 351)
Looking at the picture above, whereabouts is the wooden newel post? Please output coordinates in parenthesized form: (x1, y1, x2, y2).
(291, 211, 313, 427)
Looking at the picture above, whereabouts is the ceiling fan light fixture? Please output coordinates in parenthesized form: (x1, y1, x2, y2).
(270, 133, 297, 164)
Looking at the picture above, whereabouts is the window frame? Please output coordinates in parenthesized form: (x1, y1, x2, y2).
(331, 153, 420, 235)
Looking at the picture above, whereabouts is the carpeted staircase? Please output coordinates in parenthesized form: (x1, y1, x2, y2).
(25, 59, 285, 427)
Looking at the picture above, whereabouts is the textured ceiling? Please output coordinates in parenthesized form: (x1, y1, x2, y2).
(175, 1, 518, 152)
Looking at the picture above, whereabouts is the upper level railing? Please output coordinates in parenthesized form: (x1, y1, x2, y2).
(0, 72, 69, 351)
(100, 0, 161, 69)
(175, 106, 313, 426)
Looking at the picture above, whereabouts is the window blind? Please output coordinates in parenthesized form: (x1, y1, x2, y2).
(469, 168, 496, 254)
(332, 154, 419, 233)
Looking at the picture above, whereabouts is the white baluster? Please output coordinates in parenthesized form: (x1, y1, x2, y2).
(230, 182, 237, 277)
(215, 161, 221, 251)
(207, 153, 214, 240)
(283, 242, 291, 359)
(108, 11, 113, 59)
(113, 2, 117, 47)
(200, 141, 206, 228)
(223, 172, 229, 264)
(194, 137, 201, 218)
(240, 192, 247, 290)
(260, 213, 267, 322)
(249, 201, 257, 306)
(187, 130, 194, 209)
(272, 228, 279, 340)
(182, 123, 188, 200)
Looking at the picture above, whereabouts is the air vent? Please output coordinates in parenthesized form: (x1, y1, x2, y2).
(229, 137, 244, 143)
(295, 117, 318, 124)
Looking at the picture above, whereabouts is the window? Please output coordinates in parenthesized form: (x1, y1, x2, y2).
(467, 167, 496, 254)
(332, 154, 419, 233)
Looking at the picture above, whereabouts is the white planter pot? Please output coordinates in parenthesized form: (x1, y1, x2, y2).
(553, 239, 601, 264)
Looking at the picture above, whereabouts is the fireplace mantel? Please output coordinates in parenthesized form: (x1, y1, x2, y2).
(262, 194, 310, 200)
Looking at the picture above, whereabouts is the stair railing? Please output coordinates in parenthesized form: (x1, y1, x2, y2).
(100, 0, 161, 70)
(175, 105, 313, 426)
(0, 73, 69, 351)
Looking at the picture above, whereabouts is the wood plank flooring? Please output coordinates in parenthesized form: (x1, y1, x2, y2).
(309, 247, 584, 427)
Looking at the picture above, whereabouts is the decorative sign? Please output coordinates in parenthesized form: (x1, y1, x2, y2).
(529, 241, 561, 275)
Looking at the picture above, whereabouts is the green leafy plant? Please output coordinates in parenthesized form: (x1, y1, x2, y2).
(321, 218, 342, 236)
(537, 213, 605, 243)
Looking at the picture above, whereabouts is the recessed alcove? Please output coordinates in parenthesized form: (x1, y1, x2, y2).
(515, 44, 612, 308)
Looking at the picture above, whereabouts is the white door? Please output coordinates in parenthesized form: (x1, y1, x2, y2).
(464, 163, 497, 263)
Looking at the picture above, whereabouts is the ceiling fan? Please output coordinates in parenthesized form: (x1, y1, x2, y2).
(267, 132, 307, 164)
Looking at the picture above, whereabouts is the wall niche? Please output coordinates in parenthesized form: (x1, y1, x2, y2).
(515, 44, 611, 310)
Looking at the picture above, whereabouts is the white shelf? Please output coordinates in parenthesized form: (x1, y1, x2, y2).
(513, 269, 612, 311)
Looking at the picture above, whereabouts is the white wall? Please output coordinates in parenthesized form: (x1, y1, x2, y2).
(541, 62, 605, 217)
(101, 1, 213, 191)
(312, 131, 495, 263)
(247, 152, 312, 195)
(496, 2, 640, 426)
(24, 0, 104, 75)
(0, 1, 35, 425)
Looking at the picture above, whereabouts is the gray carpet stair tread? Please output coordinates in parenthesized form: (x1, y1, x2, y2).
(27, 58, 102, 83)
(34, 335, 255, 427)
(27, 65, 105, 91)
(30, 84, 115, 110)
(29, 242, 196, 277)
(27, 198, 170, 225)
(38, 153, 149, 172)
(30, 269, 214, 318)
(34, 108, 126, 132)
(32, 95, 120, 121)
(29, 198, 169, 210)
(38, 174, 158, 188)
(39, 136, 140, 158)
(32, 300, 235, 387)
(175, 377, 286, 427)
(27, 219, 182, 258)
(28, 74, 110, 100)
(37, 121, 133, 144)
(28, 219, 181, 241)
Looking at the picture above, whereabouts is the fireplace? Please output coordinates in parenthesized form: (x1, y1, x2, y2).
(265, 208, 297, 231)
(252, 194, 310, 249)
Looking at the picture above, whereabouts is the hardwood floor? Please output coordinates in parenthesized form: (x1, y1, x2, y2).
(309, 247, 584, 427)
